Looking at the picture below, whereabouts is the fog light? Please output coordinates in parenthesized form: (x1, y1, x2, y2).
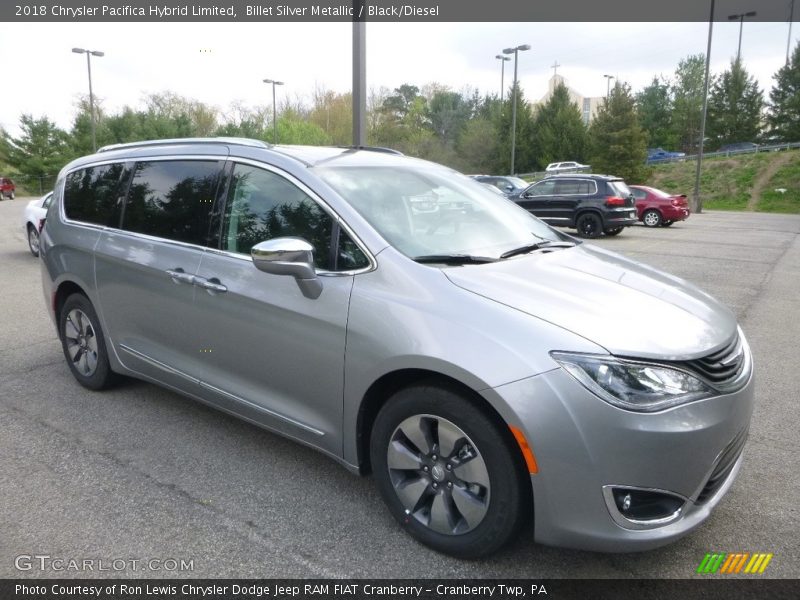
(611, 488, 684, 522)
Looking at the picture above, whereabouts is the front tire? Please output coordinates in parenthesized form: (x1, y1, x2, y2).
(27, 225, 40, 257)
(59, 294, 117, 390)
(576, 212, 603, 238)
(370, 383, 528, 558)
(642, 209, 662, 227)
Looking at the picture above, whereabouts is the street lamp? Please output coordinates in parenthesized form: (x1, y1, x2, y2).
(728, 10, 756, 63)
(72, 47, 104, 152)
(495, 54, 511, 102)
(603, 74, 615, 99)
(502, 44, 530, 175)
(263, 78, 284, 144)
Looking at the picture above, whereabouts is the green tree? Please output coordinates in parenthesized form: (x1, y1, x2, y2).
(456, 117, 500, 174)
(494, 84, 536, 174)
(671, 54, 708, 154)
(276, 108, 331, 145)
(531, 82, 587, 169)
(766, 42, 800, 143)
(706, 59, 763, 149)
(587, 82, 649, 183)
(426, 90, 472, 146)
(2, 114, 70, 185)
(635, 76, 674, 149)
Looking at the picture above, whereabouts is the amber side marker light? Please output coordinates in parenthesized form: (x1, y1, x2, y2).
(509, 425, 539, 474)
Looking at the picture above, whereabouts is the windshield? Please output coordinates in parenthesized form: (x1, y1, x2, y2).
(316, 166, 562, 260)
(505, 177, 529, 189)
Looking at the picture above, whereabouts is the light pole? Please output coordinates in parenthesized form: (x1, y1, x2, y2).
(263, 78, 284, 144)
(786, 0, 794, 65)
(728, 10, 756, 63)
(604, 74, 615, 99)
(495, 54, 511, 102)
(502, 44, 530, 175)
(72, 47, 104, 152)
(693, 0, 716, 214)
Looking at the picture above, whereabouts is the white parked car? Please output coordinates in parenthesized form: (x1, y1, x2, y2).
(545, 161, 590, 173)
(22, 192, 52, 256)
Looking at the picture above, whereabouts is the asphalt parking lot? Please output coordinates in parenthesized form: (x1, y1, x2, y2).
(1, 197, 798, 578)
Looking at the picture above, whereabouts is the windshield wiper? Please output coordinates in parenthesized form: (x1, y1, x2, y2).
(500, 240, 576, 259)
(413, 254, 498, 265)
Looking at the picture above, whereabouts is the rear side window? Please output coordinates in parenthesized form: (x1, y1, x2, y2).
(608, 180, 632, 197)
(123, 160, 221, 246)
(64, 163, 125, 226)
(554, 179, 593, 195)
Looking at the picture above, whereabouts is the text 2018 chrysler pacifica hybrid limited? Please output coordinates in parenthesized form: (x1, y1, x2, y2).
(40, 138, 753, 558)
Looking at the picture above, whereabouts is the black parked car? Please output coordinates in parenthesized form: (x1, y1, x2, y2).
(509, 174, 638, 238)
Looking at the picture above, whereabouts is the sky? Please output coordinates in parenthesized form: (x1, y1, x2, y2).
(1, 20, 797, 138)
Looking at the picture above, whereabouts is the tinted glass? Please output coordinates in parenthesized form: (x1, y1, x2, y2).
(64, 163, 125, 226)
(222, 164, 340, 270)
(608, 180, 633, 197)
(528, 180, 556, 196)
(123, 160, 221, 246)
(631, 188, 647, 200)
(554, 180, 592, 195)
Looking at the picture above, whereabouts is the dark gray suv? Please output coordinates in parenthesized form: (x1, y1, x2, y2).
(510, 174, 638, 238)
(40, 138, 753, 557)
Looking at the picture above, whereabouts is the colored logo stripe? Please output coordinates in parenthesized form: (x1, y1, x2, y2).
(698, 552, 773, 574)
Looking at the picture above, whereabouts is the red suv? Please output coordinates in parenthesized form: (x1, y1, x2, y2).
(630, 185, 690, 227)
(0, 177, 16, 200)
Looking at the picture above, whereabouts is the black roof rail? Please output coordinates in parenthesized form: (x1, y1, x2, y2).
(97, 137, 271, 153)
(338, 145, 404, 156)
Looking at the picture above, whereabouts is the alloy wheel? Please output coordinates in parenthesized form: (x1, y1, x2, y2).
(64, 309, 99, 377)
(386, 414, 490, 535)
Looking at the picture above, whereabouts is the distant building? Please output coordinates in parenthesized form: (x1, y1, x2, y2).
(536, 74, 605, 125)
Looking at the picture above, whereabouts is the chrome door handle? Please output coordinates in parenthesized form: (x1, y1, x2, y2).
(195, 277, 227, 294)
(166, 269, 195, 285)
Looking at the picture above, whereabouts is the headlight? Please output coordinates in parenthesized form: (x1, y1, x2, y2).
(551, 352, 714, 412)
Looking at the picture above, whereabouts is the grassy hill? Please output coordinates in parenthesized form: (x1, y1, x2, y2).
(647, 149, 800, 213)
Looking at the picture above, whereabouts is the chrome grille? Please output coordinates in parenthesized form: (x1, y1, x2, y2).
(677, 332, 747, 391)
(696, 427, 748, 504)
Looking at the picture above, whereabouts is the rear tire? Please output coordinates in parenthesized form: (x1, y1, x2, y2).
(642, 209, 662, 227)
(370, 382, 528, 558)
(576, 212, 602, 238)
(604, 227, 624, 236)
(661, 220, 674, 227)
(59, 294, 117, 390)
(27, 225, 40, 257)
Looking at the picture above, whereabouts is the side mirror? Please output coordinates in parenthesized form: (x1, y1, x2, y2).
(505, 184, 514, 192)
(251, 237, 322, 299)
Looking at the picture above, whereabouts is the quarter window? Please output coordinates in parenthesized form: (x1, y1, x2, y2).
(122, 160, 221, 246)
(64, 163, 125, 226)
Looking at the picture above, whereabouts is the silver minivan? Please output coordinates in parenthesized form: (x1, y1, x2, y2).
(41, 139, 754, 557)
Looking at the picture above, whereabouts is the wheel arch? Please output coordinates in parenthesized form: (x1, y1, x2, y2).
(53, 280, 90, 340)
(355, 368, 533, 499)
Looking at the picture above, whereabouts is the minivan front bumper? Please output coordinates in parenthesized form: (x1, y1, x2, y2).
(492, 355, 754, 552)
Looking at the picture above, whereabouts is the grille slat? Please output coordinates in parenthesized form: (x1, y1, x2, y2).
(677, 332, 747, 390)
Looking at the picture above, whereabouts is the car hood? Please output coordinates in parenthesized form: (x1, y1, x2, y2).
(444, 244, 737, 360)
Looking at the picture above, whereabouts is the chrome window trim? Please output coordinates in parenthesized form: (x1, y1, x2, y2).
(58, 154, 376, 275)
(222, 156, 376, 275)
(59, 154, 224, 229)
